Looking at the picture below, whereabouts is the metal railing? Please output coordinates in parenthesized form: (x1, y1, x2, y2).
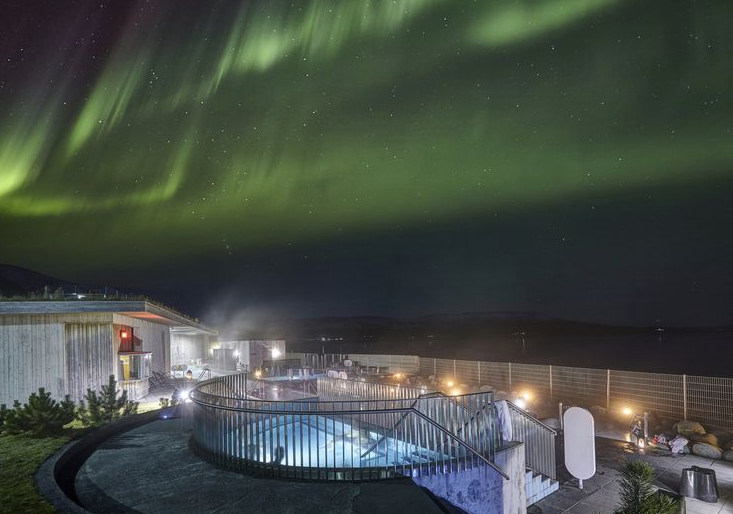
(189, 373, 507, 481)
(506, 401, 557, 480)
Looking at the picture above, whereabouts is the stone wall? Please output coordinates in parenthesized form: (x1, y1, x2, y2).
(413, 442, 526, 514)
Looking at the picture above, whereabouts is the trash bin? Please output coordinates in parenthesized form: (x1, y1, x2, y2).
(679, 466, 718, 503)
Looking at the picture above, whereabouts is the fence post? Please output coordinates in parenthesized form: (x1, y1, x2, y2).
(606, 369, 611, 410)
(453, 359, 457, 379)
(508, 362, 512, 390)
(477, 361, 481, 384)
(683, 374, 688, 420)
(559, 402, 564, 429)
(549, 365, 553, 399)
(433, 358, 436, 377)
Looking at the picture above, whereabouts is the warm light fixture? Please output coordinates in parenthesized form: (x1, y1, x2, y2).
(521, 391, 532, 400)
(514, 397, 527, 410)
(254, 370, 261, 378)
(446, 380, 454, 387)
(622, 407, 633, 416)
(120, 330, 129, 340)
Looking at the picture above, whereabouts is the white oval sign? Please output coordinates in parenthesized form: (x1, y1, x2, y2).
(563, 407, 596, 480)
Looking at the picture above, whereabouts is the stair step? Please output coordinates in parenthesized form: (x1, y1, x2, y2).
(525, 469, 559, 506)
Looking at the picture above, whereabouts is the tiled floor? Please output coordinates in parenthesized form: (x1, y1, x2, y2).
(532, 437, 733, 514)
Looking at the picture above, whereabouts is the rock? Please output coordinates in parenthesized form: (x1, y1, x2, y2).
(711, 429, 733, 447)
(724, 450, 733, 462)
(690, 433, 720, 447)
(674, 420, 706, 437)
(590, 405, 608, 418)
(540, 418, 561, 430)
(692, 442, 723, 459)
(646, 412, 666, 433)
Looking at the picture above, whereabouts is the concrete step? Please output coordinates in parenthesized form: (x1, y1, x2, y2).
(525, 470, 560, 506)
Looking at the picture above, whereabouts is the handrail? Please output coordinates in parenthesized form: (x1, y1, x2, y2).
(189, 392, 509, 480)
(195, 368, 212, 382)
(429, 392, 495, 454)
(190, 373, 510, 482)
(409, 408, 509, 480)
(360, 392, 442, 458)
(506, 400, 557, 480)
(506, 401, 558, 435)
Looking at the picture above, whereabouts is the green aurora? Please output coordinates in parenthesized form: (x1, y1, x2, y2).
(1, 0, 732, 293)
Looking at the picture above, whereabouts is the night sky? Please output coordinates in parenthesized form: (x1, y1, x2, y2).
(1, 0, 732, 326)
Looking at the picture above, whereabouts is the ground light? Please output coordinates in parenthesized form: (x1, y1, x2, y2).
(622, 407, 633, 416)
(514, 397, 527, 410)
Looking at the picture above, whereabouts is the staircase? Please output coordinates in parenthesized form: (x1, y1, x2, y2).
(525, 469, 559, 506)
(504, 401, 560, 507)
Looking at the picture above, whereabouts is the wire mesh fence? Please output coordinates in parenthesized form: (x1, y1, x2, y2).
(287, 353, 733, 429)
(419, 357, 733, 429)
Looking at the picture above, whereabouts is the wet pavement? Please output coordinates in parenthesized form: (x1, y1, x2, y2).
(532, 436, 733, 514)
(75, 417, 449, 514)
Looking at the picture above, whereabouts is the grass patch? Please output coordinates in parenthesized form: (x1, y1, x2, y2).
(0, 433, 70, 514)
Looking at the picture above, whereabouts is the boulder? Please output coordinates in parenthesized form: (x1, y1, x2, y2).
(590, 405, 608, 418)
(692, 442, 723, 459)
(690, 433, 720, 447)
(724, 450, 733, 463)
(674, 420, 706, 437)
(540, 418, 561, 430)
(646, 412, 666, 433)
(711, 429, 733, 447)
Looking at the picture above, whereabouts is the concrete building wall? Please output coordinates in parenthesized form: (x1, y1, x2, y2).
(64, 322, 115, 402)
(170, 333, 208, 367)
(114, 314, 171, 374)
(1, 304, 214, 405)
(0, 315, 67, 405)
(413, 443, 526, 514)
(219, 340, 286, 371)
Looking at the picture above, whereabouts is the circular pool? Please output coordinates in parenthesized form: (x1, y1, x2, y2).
(190, 373, 498, 481)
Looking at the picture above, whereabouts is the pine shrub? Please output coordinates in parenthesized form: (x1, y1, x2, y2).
(2, 388, 75, 436)
(615, 461, 678, 514)
(77, 375, 139, 428)
(0, 403, 8, 431)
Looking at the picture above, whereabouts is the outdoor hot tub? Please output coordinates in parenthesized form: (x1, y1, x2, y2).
(189, 373, 501, 481)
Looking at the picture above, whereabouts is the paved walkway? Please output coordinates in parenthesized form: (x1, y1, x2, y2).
(532, 436, 733, 514)
(75, 418, 449, 514)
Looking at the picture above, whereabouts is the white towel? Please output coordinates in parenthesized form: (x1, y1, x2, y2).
(496, 400, 513, 442)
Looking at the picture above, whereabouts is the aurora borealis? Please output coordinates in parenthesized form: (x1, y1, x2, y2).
(1, 0, 732, 325)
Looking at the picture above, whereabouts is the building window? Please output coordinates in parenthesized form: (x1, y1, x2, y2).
(119, 353, 151, 381)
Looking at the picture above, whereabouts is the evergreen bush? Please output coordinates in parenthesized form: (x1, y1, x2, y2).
(77, 375, 139, 428)
(0, 403, 8, 431)
(615, 461, 678, 514)
(1, 389, 75, 436)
